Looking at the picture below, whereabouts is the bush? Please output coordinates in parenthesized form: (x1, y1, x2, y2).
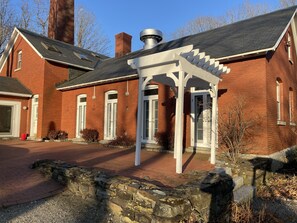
(218, 97, 262, 163)
(108, 134, 135, 147)
(154, 132, 174, 150)
(47, 130, 58, 140)
(80, 128, 99, 143)
(47, 130, 68, 140)
(57, 130, 68, 140)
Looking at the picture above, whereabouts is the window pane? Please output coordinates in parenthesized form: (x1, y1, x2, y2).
(144, 88, 158, 96)
(80, 97, 87, 103)
(195, 96, 204, 141)
(108, 94, 118, 100)
(0, 105, 12, 133)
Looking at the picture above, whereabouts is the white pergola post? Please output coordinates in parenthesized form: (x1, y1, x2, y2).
(174, 91, 179, 159)
(210, 84, 218, 164)
(176, 71, 185, 174)
(135, 76, 144, 166)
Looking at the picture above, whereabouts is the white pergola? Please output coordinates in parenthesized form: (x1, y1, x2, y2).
(128, 45, 230, 174)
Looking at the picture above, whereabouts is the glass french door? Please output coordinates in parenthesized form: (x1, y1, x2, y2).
(76, 94, 87, 138)
(30, 95, 39, 137)
(192, 93, 212, 147)
(143, 86, 158, 143)
(104, 91, 118, 140)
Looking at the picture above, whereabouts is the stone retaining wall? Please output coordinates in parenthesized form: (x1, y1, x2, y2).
(32, 160, 234, 223)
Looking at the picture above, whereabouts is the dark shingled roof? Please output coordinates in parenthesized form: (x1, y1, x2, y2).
(57, 6, 297, 90)
(18, 28, 109, 70)
(0, 76, 32, 96)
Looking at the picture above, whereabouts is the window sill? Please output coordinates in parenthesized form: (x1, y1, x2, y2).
(277, 120, 286, 126)
(14, 68, 21, 72)
(290, 122, 296, 126)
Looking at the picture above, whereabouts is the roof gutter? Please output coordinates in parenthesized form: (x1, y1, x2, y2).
(215, 47, 273, 62)
(0, 91, 32, 98)
(43, 57, 94, 71)
(56, 74, 138, 91)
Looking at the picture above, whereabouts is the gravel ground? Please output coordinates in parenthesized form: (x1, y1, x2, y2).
(0, 191, 107, 223)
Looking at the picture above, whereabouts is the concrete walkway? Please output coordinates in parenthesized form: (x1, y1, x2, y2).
(0, 140, 214, 207)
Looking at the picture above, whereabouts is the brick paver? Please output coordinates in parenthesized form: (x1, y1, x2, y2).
(0, 140, 214, 207)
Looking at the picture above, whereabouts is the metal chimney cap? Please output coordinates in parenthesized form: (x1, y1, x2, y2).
(140, 29, 163, 42)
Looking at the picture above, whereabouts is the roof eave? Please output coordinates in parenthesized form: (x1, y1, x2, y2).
(56, 74, 138, 91)
(0, 91, 32, 98)
(216, 48, 272, 62)
(44, 57, 95, 70)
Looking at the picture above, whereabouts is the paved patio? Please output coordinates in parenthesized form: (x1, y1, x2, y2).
(0, 140, 214, 207)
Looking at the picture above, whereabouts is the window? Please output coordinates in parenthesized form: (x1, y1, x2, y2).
(287, 34, 293, 63)
(41, 42, 61, 53)
(104, 91, 118, 140)
(289, 88, 295, 124)
(74, 52, 93, 62)
(276, 78, 285, 125)
(16, 51, 22, 69)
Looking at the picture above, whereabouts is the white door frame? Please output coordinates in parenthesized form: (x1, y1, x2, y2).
(104, 90, 118, 140)
(0, 100, 21, 137)
(190, 90, 212, 148)
(30, 95, 39, 137)
(76, 94, 87, 138)
(142, 85, 158, 143)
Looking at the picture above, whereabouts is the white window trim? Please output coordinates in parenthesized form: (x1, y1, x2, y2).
(190, 89, 214, 148)
(287, 34, 293, 64)
(276, 80, 281, 122)
(0, 100, 21, 137)
(104, 90, 118, 140)
(30, 95, 39, 137)
(16, 50, 22, 70)
(142, 85, 158, 144)
(76, 94, 87, 138)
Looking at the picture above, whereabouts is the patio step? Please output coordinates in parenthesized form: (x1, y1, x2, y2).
(233, 185, 255, 204)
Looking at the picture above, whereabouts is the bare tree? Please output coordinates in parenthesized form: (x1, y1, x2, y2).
(75, 6, 110, 55)
(172, 0, 270, 38)
(172, 16, 223, 39)
(33, 0, 49, 35)
(223, 0, 270, 24)
(0, 0, 16, 53)
(218, 97, 262, 163)
(279, 0, 297, 8)
(19, 0, 32, 30)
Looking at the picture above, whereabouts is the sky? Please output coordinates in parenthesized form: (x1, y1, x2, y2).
(75, 0, 281, 54)
(11, 0, 283, 55)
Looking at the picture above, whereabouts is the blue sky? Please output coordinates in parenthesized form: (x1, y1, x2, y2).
(10, 0, 282, 54)
(76, 0, 281, 53)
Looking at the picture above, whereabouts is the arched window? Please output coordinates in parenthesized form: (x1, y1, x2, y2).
(287, 33, 293, 63)
(276, 78, 284, 124)
(76, 94, 87, 138)
(104, 91, 118, 140)
(143, 85, 158, 143)
(289, 88, 294, 124)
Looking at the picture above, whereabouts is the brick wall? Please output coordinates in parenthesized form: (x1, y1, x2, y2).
(266, 27, 297, 153)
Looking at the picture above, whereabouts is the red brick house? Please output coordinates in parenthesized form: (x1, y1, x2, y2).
(1, 5, 297, 169)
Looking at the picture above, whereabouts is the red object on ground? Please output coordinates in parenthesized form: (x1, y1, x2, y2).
(21, 133, 27, 140)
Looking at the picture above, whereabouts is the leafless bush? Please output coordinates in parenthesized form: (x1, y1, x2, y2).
(218, 97, 261, 163)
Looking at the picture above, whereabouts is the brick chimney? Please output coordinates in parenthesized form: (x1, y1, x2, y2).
(115, 32, 132, 58)
(48, 0, 74, 45)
